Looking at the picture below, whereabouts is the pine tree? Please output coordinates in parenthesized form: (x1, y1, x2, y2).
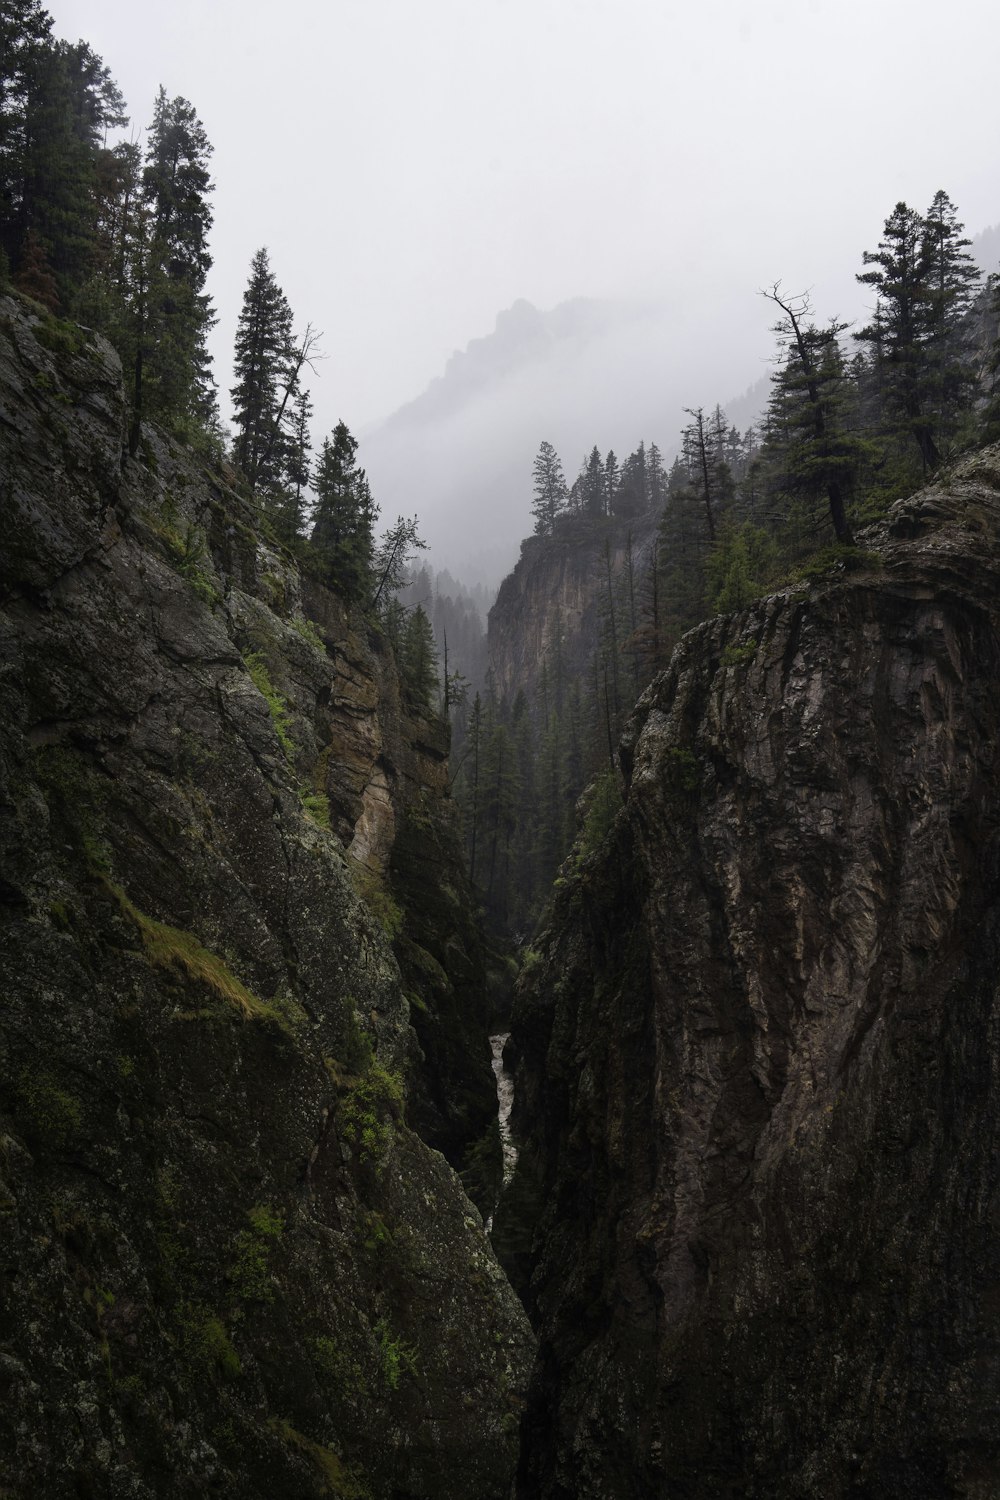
(761, 285, 861, 544)
(614, 442, 648, 519)
(647, 442, 667, 512)
(530, 440, 568, 534)
(856, 200, 937, 474)
(231, 246, 294, 491)
(130, 88, 215, 443)
(580, 445, 605, 516)
(401, 605, 439, 711)
(603, 450, 618, 517)
(310, 421, 378, 603)
(371, 516, 425, 613)
(2, 20, 126, 311)
(278, 385, 313, 540)
(0, 1, 55, 270)
(981, 273, 1000, 444)
(922, 189, 981, 450)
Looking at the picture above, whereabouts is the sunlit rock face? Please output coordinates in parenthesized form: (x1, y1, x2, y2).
(0, 295, 532, 1500)
(505, 450, 1000, 1498)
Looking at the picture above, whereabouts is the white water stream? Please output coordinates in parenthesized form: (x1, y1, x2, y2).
(485, 1030, 518, 1234)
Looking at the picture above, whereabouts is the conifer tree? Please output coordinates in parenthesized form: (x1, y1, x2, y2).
(614, 442, 648, 519)
(681, 407, 721, 541)
(310, 421, 378, 604)
(401, 605, 439, 711)
(231, 246, 294, 491)
(371, 516, 425, 613)
(761, 285, 860, 544)
(279, 385, 313, 540)
(0, 1, 55, 269)
(856, 200, 937, 474)
(130, 88, 215, 444)
(603, 450, 618, 517)
(922, 189, 981, 448)
(580, 445, 605, 516)
(530, 440, 568, 534)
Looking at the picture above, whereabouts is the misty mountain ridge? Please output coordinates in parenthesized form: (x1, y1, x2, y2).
(359, 219, 998, 588)
(359, 292, 766, 586)
(378, 297, 648, 431)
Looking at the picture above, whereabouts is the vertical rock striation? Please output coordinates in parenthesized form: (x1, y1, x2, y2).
(506, 451, 1000, 1497)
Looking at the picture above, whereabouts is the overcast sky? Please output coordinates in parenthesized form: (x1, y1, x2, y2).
(47, 0, 1000, 577)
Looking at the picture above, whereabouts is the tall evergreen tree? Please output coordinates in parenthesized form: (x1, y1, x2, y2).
(130, 88, 215, 443)
(761, 285, 860, 544)
(614, 442, 648, 519)
(580, 445, 605, 516)
(279, 384, 313, 540)
(0, 0, 54, 270)
(856, 200, 937, 474)
(310, 421, 378, 603)
(530, 440, 568, 534)
(231, 246, 294, 491)
(603, 450, 618, 517)
(921, 189, 981, 448)
(401, 604, 439, 711)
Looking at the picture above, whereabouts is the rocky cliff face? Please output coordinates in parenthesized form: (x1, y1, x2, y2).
(488, 513, 657, 711)
(503, 451, 1000, 1497)
(0, 296, 532, 1498)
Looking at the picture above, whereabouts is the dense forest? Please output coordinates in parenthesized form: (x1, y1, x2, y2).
(4, 0, 1000, 942)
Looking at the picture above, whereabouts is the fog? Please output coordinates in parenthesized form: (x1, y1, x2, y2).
(46, 0, 1000, 583)
(360, 292, 772, 584)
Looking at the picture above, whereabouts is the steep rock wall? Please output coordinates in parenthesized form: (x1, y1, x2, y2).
(503, 451, 1000, 1497)
(0, 297, 531, 1499)
(488, 513, 657, 711)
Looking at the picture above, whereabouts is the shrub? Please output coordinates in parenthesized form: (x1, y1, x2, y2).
(227, 1204, 284, 1304)
(339, 1063, 404, 1166)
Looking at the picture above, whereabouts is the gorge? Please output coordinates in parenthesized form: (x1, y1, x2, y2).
(3, 290, 1000, 1498)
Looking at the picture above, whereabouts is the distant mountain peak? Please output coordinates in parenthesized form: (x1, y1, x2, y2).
(380, 296, 635, 432)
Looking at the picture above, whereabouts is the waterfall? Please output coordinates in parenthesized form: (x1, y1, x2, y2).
(485, 1031, 518, 1233)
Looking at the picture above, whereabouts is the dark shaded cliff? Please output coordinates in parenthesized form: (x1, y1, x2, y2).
(0, 296, 531, 1498)
(502, 449, 1000, 1497)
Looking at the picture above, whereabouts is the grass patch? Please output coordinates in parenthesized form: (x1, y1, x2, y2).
(790, 542, 883, 585)
(311, 1335, 369, 1398)
(243, 651, 297, 760)
(299, 789, 331, 829)
(227, 1204, 284, 1305)
(291, 614, 326, 652)
(177, 1301, 242, 1380)
(577, 769, 622, 860)
(16, 1070, 83, 1150)
(664, 746, 700, 796)
(374, 1317, 418, 1391)
(349, 862, 403, 941)
(104, 879, 284, 1026)
(268, 1418, 372, 1499)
